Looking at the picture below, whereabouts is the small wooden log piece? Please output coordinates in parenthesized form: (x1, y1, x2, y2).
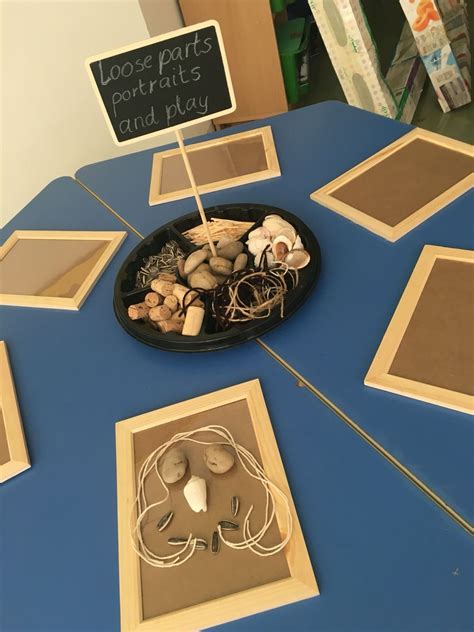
(164, 295, 178, 312)
(182, 305, 205, 336)
(151, 279, 174, 296)
(148, 305, 172, 322)
(128, 302, 149, 321)
(156, 320, 184, 334)
(158, 272, 177, 283)
(145, 292, 162, 308)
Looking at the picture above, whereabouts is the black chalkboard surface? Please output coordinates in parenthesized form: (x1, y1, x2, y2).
(86, 21, 235, 144)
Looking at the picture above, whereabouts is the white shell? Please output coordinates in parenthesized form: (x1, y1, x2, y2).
(183, 475, 207, 512)
(247, 226, 271, 241)
(284, 249, 311, 270)
(246, 236, 271, 256)
(293, 235, 304, 250)
(255, 250, 275, 267)
(263, 216, 296, 239)
(272, 234, 293, 261)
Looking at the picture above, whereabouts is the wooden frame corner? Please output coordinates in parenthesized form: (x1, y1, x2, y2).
(0, 342, 30, 483)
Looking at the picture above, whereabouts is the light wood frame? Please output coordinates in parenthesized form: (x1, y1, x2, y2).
(310, 128, 474, 242)
(115, 379, 318, 632)
(365, 245, 474, 415)
(148, 126, 281, 205)
(0, 230, 127, 310)
(85, 20, 236, 146)
(0, 342, 30, 483)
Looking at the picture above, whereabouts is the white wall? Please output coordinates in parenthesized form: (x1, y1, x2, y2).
(0, 0, 210, 228)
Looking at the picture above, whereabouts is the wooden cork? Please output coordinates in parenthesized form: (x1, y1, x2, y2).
(156, 320, 184, 334)
(182, 305, 205, 336)
(164, 295, 178, 312)
(171, 311, 185, 322)
(173, 283, 197, 304)
(145, 292, 162, 308)
(158, 272, 177, 283)
(128, 302, 149, 320)
(151, 279, 174, 296)
(149, 305, 172, 322)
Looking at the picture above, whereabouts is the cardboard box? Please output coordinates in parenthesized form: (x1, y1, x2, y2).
(308, 0, 398, 118)
(386, 23, 427, 122)
(399, 0, 471, 111)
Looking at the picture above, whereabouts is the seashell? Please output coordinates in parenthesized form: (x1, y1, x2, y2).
(231, 496, 240, 517)
(233, 253, 248, 272)
(168, 537, 188, 546)
(188, 270, 218, 290)
(184, 250, 208, 275)
(218, 520, 239, 531)
(246, 236, 271, 256)
(193, 538, 208, 550)
(209, 257, 233, 276)
(184, 475, 207, 512)
(247, 226, 271, 241)
(293, 235, 304, 250)
(284, 249, 311, 270)
(263, 216, 296, 239)
(204, 445, 235, 474)
(217, 241, 244, 261)
(211, 530, 220, 554)
(160, 448, 188, 484)
(156, 511, 174, 531)
(272, 234, 294, 261)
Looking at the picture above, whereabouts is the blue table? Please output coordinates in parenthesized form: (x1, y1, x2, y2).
(76, 101, 474, 529)
(1, 142, 472, 632)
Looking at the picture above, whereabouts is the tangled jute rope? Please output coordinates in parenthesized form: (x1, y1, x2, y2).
(132, 425, 293, 568)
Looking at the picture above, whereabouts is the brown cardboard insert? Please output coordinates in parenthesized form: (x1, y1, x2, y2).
(133, 399, 290, 621)
(0, 239, 109, 297)
(332, 138, 473, 227)
(389, 258, 474, 394)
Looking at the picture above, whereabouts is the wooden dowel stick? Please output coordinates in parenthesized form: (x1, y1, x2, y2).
(175, 128, 217, 257)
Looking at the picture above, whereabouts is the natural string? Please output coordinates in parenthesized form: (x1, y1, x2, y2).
(131, 425, 293, 568)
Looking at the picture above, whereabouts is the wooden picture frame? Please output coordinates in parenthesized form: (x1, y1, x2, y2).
(85, 20, 236, 146)
(0, 342, 30, 483)
(116, 379, 318, 632)
(310, 128, 474, 241)
(365, 245, 474, 415)
(148, 126, 280, 205)
(0, 230, 126, 310)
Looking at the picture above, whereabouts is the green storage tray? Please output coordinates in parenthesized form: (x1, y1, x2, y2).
(277, 17, 311, 104)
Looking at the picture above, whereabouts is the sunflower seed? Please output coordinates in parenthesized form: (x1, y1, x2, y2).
(218, 520, 239, 531)
(168, 537, 188, 546)
(194, 538, 207, 551)
(156, 511, 174, 532)
(211, 530, 220, 554)
(231, 496, 240, 517)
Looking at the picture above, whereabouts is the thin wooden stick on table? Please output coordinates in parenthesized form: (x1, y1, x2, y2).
(175, 128, 217, 257)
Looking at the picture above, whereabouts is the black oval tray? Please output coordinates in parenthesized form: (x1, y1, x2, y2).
(113, 203, 321, 352)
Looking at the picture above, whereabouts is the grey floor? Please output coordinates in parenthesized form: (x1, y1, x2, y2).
(298, 1, 473, 144)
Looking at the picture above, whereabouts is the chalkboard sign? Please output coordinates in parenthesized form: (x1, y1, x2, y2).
(86, 21, 236, 145)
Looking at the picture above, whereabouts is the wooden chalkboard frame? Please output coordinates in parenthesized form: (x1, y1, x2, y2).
(365, 245, 474, 415)
(310, 129, 474, 242)
(86, 20, 236, 146)
(115, 380, 318, 632)
(148, 126, 280, 205)
(0, 342, 30, 484)
(0, 230, 126, 310)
